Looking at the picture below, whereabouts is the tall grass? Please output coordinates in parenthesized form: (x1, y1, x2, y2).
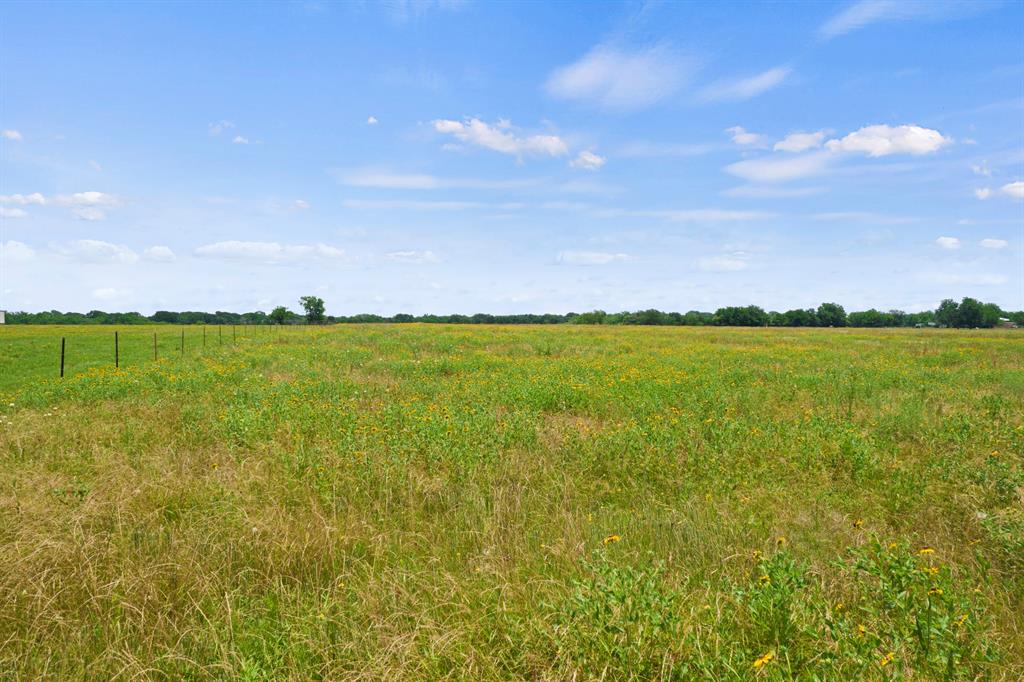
(0, 324, 1021, 679)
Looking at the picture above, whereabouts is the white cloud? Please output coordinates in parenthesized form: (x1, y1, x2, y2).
(2, 129, 22, 141)
(726, 151, 833, 183)
(367, 116, 378, 125)
(918, 272, 1007, 286)
(698, 254, 749, 272)
(0, 241, 34, 261)
(617, 141, 717, 158)
(73, 207, 106, 221)
(55, 191, 120, 206)
(432, 118, 569, 158)
(92, 287, 131, 301)
(570, 150, 606, 171)
(980, 238, 1008, 249)
(342, 198, 484, 211)
(0, 207, 28, 219)
(774, 130, 826, 152)
(1000, 181, 1024, 199)
(56, 239, 139, 264)
(293, 199, 311, 210)
(811, 211, 916, 224)
(194, 241, 348, 264)
(970, 163, 991, 177)
(557, 250, 630, 265)
(592, 207, 771, 222)
(384, 250, 439, 264)
(545, 44, 691, 110)
(232, 135, 249, 145)
(819, 0, 990, 39)
(209, 120, 234, 135)
(0, 192, 46, 205)
(824, 124, 950, 157)
(726, 126, 768, 147)
(935, 236, 961, 250)
(974, 187, 993, 200)
(699, 67, 790, 102)
(723, 185, 824, 198)
(143, 245, 176, 262)
(335, 168, 537, 190)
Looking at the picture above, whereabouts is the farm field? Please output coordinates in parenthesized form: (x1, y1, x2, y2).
(0, 324, 1022, 680)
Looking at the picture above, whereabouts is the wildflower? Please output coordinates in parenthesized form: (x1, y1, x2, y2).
(918, 547, 935, 556)
(853, 519, 864, 529)
(954, 614, 968, 628)
(602, 534, 621, 545)
(857, 624, 867, 637)
(758, 574, 771, 586)
(776, 536, 787, 547)
(752, 651, 775, 669)
(879, 652, 895, 667)
(888, 542, 898, 550)
(928, 587, 943, 596)
(751, 550, 762, 561)
(835, 602, 844, 612)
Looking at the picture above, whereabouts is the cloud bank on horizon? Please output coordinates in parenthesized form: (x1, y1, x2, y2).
(0, 0, 1021, 315)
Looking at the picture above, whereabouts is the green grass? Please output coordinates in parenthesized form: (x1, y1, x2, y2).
(0, 324, 1021, 679)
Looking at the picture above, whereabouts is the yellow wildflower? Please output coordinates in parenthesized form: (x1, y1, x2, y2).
(928, 587, 943, 596)
(776, 536, 787, 547)
(918, 547, 935, 556)
(602, 534, 621, 545)
(880, 652, 895, 667)
(954, 614, 968, 628)
(759, 574, 771, 586)
(853, 519, 864, 529)
(752, 651, 775, 669)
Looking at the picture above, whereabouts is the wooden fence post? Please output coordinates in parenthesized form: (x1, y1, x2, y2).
(115, 331, 119, 368)
(154, 332, 157, 360)
(60, 337, 65, 378)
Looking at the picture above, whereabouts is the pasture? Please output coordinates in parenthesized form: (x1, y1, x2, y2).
(0, 324, 1021, 679)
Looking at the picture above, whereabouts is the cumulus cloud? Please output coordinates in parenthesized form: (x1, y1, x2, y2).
(971, 163, 991, 177)
(545, 44, 692, 110)
(974, 187, 993, 200)
(2, 129, 22, 141)
(0, 192, 46, 205)
(726, 151, 833, 183)
(0, 240, 34, 261)
(0, 207, 28, 219)
(726, 126, 768, 147)
(293, 199, 311, 210)
(774, 130, 826, 152)
(698, 254, 749, 272)
(194, 240, 348, 264)
(55, 239, 139, 264)
(55, 191, 121, 206)
(73, 207, 106, 221)
(557, 250, 630, 265)
(935, 236, 961, 250)
(143, 245, 176, 262)
(92, 287, 131, 301)
(570, 150, 606, 171)
(699, 67, 790, 102)
(824, 124, 950, 157)
(232, 135, 249, 144)
(384, 250, 439, 264)
(335, 168, 537, 190)
(980, 238, 1008, 249)
(1000, 181, 1024, 199)
(432, 118, 568, 158)
(367, 116, 378, 125)
(209, 120, 234, 135)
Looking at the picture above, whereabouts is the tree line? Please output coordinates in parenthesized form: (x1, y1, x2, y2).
(4, 297, 1020, 328)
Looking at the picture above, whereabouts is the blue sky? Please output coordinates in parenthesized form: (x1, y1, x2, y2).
(1, 0, 1022, 315)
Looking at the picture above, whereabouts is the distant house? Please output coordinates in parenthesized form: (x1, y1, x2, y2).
(0, 310, 5, 325)
(997, 317, 1018, 329)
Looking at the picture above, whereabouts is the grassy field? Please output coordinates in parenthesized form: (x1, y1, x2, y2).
(0, 323, 1021, 680)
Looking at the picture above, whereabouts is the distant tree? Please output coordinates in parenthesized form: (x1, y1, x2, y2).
(816, 302, 847, 327)
(714, 305, 768, 327)
(782, 308, 818, 327)
(299, 296, 326, 324)
(269, 306, 290, 325)
(954, 297, 983, 328)
(935, 299, 959, 327)
(980, 302, 1002, 328)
